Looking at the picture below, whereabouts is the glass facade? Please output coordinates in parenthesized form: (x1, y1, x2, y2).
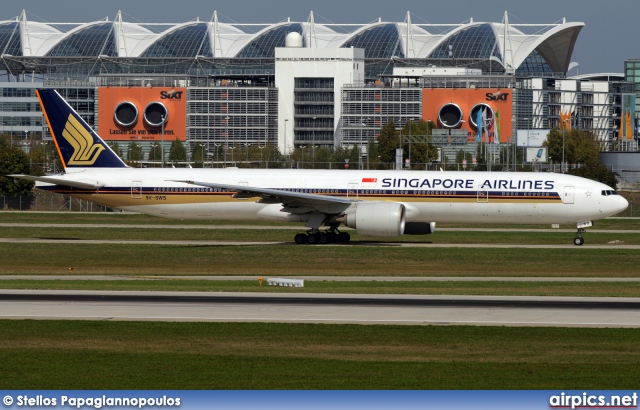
(187, 87, 278, 149)
(341, 24, 403, 59)
(141, 23, 212, 58)
(236, 24, 303, 58)
(294, 77, 334, 145)
(0, 22, 22, 56)
(516, 50, 553, 75)
(47, 23, 116, 57)
(429, 24, 500, 60)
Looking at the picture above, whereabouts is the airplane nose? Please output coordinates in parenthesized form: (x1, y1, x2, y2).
(619, 195, 629, 214)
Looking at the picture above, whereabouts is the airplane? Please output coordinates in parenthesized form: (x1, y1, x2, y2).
(9, 89, 629, 246)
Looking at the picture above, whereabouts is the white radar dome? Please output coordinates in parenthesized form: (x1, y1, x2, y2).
(285, 32, 303, 48)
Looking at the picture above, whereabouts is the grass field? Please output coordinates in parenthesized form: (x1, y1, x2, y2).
(0, 242, 639, 277)
(1, 212, 640, 389)
(1, 320, 639, 389)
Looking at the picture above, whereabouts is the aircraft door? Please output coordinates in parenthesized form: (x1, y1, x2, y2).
(563, 186, 575, 204)
(131, 181, 142, 199)
(347, 183, 358, 199)
(477, 189, 488, 203)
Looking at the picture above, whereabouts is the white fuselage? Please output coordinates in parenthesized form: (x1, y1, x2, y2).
(41, 168, 628, 227)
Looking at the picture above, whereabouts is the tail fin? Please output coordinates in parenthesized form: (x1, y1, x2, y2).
(37, 89, 128, 170)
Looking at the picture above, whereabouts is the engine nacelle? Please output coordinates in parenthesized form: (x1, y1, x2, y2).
(404, 222, 436, 235)
(343, 202, 406, 237)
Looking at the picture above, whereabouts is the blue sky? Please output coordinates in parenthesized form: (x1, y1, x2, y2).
(6, 0, 639, 74)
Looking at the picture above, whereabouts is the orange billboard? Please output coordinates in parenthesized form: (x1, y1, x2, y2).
(422, 88, 512, 143)
(98, 87, 186, 141)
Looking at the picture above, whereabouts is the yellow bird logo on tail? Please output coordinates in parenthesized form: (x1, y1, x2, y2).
(62, 113, 104, 165)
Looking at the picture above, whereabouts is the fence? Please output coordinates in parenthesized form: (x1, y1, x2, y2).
(1, 192, 111, 212)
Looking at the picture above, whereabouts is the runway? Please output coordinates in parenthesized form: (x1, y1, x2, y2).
(0, 237, 637, 249)
(2, 290, 640, 327)
(2, 220, 638, 327)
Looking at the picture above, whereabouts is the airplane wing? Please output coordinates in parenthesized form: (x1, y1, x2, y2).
(7, 174, 105, 190)
(170, 180, 354, 211)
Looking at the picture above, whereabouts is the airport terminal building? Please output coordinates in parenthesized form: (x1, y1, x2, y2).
(0, 10, 636, 165)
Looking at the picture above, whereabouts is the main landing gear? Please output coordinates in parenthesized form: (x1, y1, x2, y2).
(294, 228, 350, 245)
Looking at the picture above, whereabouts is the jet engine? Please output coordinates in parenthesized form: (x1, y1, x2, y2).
(341, 202, 406, 237)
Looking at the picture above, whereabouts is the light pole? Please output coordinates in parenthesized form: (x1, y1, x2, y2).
(230, 145, 236, 164)
(160, 115, 165, 168)
(407, 120, 412, 170)
(225, 116, 230, 168)
(213, 143, 221, 167)
(284, 118, 289, 166)
(300, 145, 306, 168)
(312, 145, 318, 168)
(312, 116, 316, 167)
(561, 118, 569, 173)
(258, 145, 265, 167)
(43, 142, 47, 173)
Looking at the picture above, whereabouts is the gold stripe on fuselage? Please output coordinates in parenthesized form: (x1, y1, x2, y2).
(57, 191, 562, 208)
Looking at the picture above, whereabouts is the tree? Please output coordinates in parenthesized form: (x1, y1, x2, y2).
(367, 139, 380, 169)
(332, 146, 352, 169)
(455, 149, 473, 164)
(572, 163, 618, 190)
(0, 135, 34, 197)
(191, 142, 206, 168)
(147, 142, 162, 167)
(401, 119, 437, 168)
(107, 141, 123, 158)
(313, 146, 332, 169)
(377, 120, 399, 164)
(28, 143, 56, 175)
(348, 144, 360, 168)
(169, 139, 187, 166)
(127, 142, 143, 166)
(544, 127, 617, 187)
(543, 128, 600, 171)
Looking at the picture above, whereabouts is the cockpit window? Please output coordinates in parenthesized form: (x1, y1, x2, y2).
(601, 190, 619, 196)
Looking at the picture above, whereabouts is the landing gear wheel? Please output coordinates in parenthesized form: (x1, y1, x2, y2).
(294, 233, 308, 244)
(326, 232, 337, 243)
(317, 232, 328, 244)
(337, 232, 351, 243)
(307, 233, 318, 244)
(573, 227, 586, 246)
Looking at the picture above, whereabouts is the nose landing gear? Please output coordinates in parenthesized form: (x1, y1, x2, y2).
(573, 221, 592, 246)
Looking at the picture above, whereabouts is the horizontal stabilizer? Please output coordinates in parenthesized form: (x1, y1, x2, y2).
(7, 174, 105, 190)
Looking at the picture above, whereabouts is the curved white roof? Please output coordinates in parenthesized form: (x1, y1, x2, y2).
(21, 20, 64, 56)
(3, 11, 584, 73)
